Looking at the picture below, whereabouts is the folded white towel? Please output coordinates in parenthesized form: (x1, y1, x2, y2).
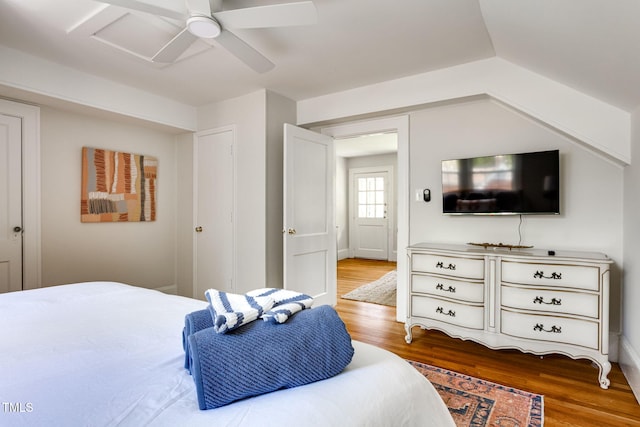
(205, 289, 275, 333)
(247, 288, 314, 324)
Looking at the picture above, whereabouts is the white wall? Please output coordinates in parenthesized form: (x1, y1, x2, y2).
(409, 98, 624, 336)
(298, 58, 630, 165)
(186, 89, 295, 294)
(196, 91, 267, 292)
(40, 106, 178, 289)
(336, 156, 348, 259)
(265, 92, 297, 288)
(621, 106, 640, 401)
(176, 132, 194, 297)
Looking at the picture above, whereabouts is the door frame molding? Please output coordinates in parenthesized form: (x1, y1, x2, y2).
(348, 165, 395, 261)
(318, 115, 409, 322)
(0, 99, 41, 290)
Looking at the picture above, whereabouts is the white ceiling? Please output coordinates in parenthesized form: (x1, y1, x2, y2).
(335, 132, 398, 158)
(1, 0, 640, 113)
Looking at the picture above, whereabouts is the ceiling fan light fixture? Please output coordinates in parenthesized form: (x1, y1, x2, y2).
(186, 15, 221, 38)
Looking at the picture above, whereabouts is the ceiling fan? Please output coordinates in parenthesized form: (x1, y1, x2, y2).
(99, 0, 317, 73)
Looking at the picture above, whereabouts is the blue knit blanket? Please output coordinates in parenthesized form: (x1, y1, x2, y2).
(182, 309, 213, 372)
(187, 305, 354, 410)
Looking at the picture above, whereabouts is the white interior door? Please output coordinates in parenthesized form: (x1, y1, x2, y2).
(351, 170, 389, 260)
(193, 126, 235, 300)
(0, 113, 23, 293)
(283, 124, 336, 307)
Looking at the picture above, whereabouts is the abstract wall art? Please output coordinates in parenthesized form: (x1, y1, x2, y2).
(81, 147, 157, 222)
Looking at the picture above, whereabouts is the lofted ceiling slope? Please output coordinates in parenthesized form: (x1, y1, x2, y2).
(0, 0, 639, 113)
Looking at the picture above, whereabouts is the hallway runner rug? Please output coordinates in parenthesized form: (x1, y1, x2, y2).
(340, 270, 396, 306)
(408, 360, 544, 427)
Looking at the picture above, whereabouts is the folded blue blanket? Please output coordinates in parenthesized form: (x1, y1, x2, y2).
(182, 309, 214, 372)
(188, 305, 354, 410)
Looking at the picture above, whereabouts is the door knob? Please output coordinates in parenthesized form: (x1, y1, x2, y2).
(195, 226, 203, 233)
(13, 226, 22, 233)
(287, 228, 297, 235)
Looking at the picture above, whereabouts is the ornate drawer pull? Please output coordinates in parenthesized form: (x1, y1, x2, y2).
(436, 283, 456, 293)
(436, 261, 456, 271)
(533, 296, 562, 306)
(436, 306, 456, 317)
(533, 323, 562, 333)
(533, 270, 562, 280)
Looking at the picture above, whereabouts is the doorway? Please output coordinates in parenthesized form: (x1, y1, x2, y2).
(322, 115, 409, 321)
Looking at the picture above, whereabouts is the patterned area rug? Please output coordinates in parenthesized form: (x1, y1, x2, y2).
(409, 360, 544, 427)
(341, 270, 396, 306)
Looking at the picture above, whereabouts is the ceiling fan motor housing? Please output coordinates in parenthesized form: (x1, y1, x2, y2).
(186, 15, 221, 38)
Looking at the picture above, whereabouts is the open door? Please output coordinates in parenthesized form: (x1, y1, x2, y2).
(283, 124, 336, 307)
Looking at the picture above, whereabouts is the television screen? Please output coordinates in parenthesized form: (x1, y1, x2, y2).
(442, 150, 559, 215)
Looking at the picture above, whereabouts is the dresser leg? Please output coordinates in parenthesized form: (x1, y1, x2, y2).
(404, 323, 413, 344)
(597, 360, 611, 389)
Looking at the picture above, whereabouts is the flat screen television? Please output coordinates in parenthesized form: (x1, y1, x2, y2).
(442, 149, 560, 215)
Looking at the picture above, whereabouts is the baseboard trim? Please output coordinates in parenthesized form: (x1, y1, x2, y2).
(609, 332, 620, 362)
(337, 248, 350, 260)
(155, 284, 178, 295)
(619, 336, 640, 404)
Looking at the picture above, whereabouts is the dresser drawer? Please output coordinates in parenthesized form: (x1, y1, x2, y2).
(412, 274, 484, 303)
(501, 261, 600, 291)
(500, 310, 599, 349)
(501, 285, 599, 318)
(411, 296, 484, 329)
(412, 253, 484, 280)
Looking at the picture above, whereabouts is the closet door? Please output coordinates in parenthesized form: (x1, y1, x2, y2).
(0, 113, 22, 293)
(193, 126, 235, 300)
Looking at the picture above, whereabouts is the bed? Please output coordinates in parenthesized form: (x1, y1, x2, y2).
(0, 282, 455, 426)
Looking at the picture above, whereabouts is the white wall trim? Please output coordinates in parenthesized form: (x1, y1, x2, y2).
(0, 45, 197, 132)
(0, 98, 41, 290)
(620, 335, 640, 404)
(337, 248, 350, 260)
(298, 57, 630, 165)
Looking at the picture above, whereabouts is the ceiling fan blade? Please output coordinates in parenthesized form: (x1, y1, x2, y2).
(213, 1, 317, 29)
(215, 30, 274, 73)
(99, 0, 185, 20)
(152, 28, 198, 63)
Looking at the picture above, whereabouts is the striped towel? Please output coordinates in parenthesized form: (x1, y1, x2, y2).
(205, 289, 275, 334)
(248, 288, 314, 324)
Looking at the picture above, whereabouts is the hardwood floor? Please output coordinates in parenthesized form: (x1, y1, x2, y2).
(335, 258, 640, 427)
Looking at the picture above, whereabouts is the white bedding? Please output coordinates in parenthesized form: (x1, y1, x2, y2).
(0, 282, 454, 426)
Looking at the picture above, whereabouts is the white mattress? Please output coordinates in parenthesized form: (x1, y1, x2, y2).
(0, 282, 454, 426)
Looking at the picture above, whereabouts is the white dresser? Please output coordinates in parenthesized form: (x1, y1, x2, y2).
(405, 242, 613, 389)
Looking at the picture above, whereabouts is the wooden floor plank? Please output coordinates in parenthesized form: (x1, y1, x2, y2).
(335, 258, 640, 426)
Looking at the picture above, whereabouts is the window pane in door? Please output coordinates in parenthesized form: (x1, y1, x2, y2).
(357, 174, 386, 218)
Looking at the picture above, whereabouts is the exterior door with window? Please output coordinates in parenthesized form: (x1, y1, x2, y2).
(352, 170, 388, 260)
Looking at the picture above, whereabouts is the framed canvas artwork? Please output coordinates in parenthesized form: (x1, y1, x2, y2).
(81, 147, 157, 222)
